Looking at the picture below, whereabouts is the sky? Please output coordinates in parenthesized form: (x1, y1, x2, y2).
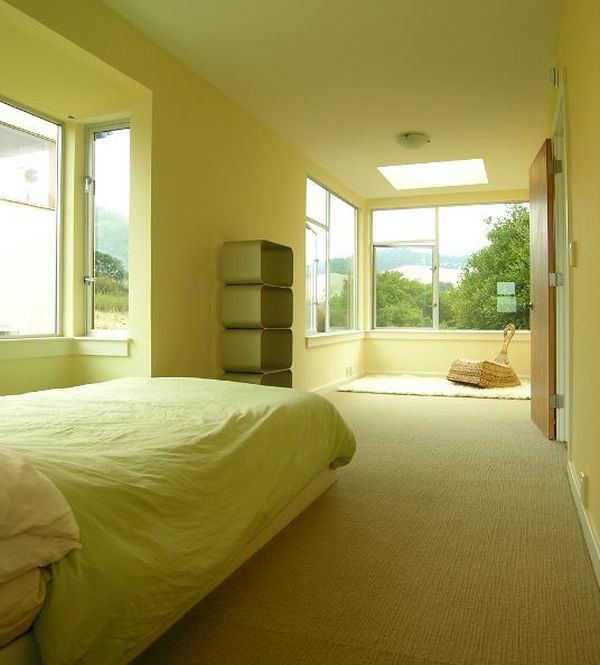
(94, 128, 130, 217)
(373, 203, 523, 257)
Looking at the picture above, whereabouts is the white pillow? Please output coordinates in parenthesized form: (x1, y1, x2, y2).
(0, 451, 81, 584)
(0, 569, 46, 648)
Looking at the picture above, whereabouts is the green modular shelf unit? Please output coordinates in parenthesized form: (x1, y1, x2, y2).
(221, 240, 293, 387)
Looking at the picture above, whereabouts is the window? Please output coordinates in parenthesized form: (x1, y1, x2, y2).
(85, 124, 130, 333)
(0, 100, 60, 337)
(372, 203, 530, 331)
(305, 178, 357, 333)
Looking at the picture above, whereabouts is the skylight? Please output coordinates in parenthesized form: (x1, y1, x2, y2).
(378, 159, 488, 190)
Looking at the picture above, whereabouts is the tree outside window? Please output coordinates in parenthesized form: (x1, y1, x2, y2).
(373, 203, 530, 331)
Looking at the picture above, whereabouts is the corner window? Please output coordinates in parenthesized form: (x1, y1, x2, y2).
(372, 203, 530, 331)
(85, 124, 130, 333)
(0, 100, 60, 337)
(305, 178, 357, 333)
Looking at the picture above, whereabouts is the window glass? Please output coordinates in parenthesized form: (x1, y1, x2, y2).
(305, 225, 317, 332)
(0, 101, 59, 337)
(329, 195, 356, 329)
(305, 221, 327, 332)
(438, 203, 530, 330)
(305, 178, 327, 224)
(89, 126, 130, 331)
(305, 178, 357, 333)
(374, 246, 433, 328)
(372, 207, 435, 243)
(371, 202, 530, 331)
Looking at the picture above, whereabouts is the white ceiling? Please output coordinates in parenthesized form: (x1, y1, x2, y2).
(102, 0, 562, 200)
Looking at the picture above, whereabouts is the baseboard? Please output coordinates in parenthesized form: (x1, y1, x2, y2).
(312, 373, 365, 395)
(568, 460, 600, 589)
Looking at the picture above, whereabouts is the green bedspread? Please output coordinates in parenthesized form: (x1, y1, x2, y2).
(0, 377, 355, 664)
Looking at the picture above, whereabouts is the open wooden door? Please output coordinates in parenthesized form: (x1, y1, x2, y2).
(529, 139, 556, 439)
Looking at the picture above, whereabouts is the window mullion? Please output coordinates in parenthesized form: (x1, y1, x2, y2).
(325, 192, 331, 333)
(84, 130, 95, 334)
(433, 206, 440, 328)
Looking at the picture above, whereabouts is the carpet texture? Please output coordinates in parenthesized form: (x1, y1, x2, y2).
(338, 374, 530, 400)
(135, 394, 600, 665)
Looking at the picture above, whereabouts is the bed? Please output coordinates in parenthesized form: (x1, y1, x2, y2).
(0, 377, 356, 665)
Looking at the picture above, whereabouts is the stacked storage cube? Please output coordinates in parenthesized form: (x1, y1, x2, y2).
(221, 240, 293, 387)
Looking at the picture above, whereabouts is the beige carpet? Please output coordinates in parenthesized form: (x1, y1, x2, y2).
(135, 394, 600, 665)
(338, 374, 530, 399)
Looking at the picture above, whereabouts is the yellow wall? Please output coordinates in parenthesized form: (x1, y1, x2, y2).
(300, 340, 365, 392)
(558, 0, 600, 550)
(1, 0, 365, 392)
(365, 334, 530, 377)
(0, 356, 74, 395)
(0, 2, 534, 396)
(0, 1, 151, 393)
(367, 188, 529, 211)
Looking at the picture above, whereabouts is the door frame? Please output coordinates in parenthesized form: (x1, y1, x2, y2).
(551, 82, 570, 445)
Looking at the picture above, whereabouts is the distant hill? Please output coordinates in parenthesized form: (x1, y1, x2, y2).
(375, 247, 469, 272)
(95, 206, 128, 269)
(391, 265, 461, 285)
(315, 250, 469, 279)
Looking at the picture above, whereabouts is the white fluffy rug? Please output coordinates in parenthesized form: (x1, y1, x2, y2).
(338, 374, 531, 400)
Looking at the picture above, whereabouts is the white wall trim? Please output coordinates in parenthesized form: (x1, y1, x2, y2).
(72, 337, 129, 357)
(568, 460, 600, 589)
(365, 329, 531, 342)
(311, 373, 365, 395)
(305, 329, 532, 346)
(0, 336, 130, 360)
(305, 331, 364, 347)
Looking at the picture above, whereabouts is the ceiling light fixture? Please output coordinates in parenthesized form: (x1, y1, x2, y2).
(396, 132, 430, 149)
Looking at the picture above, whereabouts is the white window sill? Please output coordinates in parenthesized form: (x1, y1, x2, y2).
(0, 336, 130, 360)
(365, 329, 531, 342)
(305, 331, 365, 347)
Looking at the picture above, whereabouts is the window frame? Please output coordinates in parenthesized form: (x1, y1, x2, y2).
(305, 177, 358, 335)
(370, 201, 528, 331)
(84, 120, 130, 337)
(0, 96, 62, 339)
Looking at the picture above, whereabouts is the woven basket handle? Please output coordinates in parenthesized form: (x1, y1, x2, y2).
(494, 323, 516, 365)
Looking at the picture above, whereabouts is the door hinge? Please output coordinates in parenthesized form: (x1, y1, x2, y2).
(549, 272, 564, 287)
(550, 394, 564, 409)
(548, 159, 563, 175)
(84, 175, 94, 194)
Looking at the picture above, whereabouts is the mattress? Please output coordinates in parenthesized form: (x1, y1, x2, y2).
(0, 377, 356, 664)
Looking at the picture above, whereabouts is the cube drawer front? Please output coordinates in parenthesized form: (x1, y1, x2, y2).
(221, 285, 293, 328)
(222, 329, 292, 372)
(222, 240, 293, 286)
(222, 370, 292, 388)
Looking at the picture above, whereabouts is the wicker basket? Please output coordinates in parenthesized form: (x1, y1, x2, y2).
(447, 323, 521, 388)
